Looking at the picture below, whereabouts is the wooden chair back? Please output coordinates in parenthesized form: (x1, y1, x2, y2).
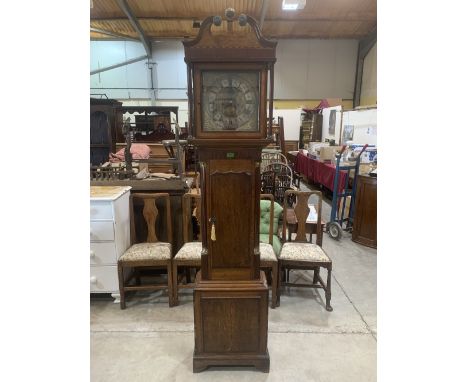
(282, 190, 323, 245)
(263, 163, 293, 188)
(261, 152, 288, 172)
(260, 193, 275, 245)
(182, 193, 202, 243)
(260, 170, 276, 196)
(130, 193, 172, 245)
(262, 162, 294, 204)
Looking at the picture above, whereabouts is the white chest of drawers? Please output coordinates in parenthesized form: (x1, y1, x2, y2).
(90, 186, 131, 302)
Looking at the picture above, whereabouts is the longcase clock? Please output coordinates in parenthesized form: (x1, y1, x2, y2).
(183, 9, 277, 373)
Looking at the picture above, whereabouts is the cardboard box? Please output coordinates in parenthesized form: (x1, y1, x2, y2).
(317, 146, 340, 161)
(338, 196, 352, 220)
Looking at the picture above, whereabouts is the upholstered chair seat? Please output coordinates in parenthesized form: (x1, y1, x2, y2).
(120, 242, 172, 262)
(279, 242, 330, 263)
(259, 243, 277, 262)
(173, 242, 202, 261)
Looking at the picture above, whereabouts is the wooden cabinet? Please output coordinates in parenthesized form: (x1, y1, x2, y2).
(311, 113, 323, 142)
(90, 186, 131, 301)
(299, 111, 322, 148)
(352, 175, 377, 248)
(90, 98, 122, 166)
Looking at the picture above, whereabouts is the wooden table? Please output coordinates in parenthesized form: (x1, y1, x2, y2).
(285, 208, 326, 246)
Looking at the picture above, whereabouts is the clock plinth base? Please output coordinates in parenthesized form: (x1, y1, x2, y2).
(193, 272, 270, 373)
(193, 350, 270, 373)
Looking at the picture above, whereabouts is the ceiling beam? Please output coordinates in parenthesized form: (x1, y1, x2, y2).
(90, 33, 372, 41)
(259, 0, 270, 30)
(91, 16, 377, 23)
(90, 27, 140, 42)
(90, 55, 148, 75)
(115, 0, 151, 56)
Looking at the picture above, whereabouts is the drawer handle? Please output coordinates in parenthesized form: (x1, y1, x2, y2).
(90, 276, 97, 284)
(90, 250, 95, 258)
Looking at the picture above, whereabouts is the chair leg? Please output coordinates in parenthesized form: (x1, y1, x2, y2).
(135, 268, 141, 286)
(185, 267, 192, 284)
(172, 261, 179, 306)
(325, 266, 333, 312)
(271, 263, 278, 309)
(167, 261, 175, 307)
(277, 261, 282, 307)
(313, 266, 320, 284)
(118, 262, 126, 310)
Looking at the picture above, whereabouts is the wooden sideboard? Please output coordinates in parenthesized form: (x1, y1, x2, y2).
(352, 174, 377, 248)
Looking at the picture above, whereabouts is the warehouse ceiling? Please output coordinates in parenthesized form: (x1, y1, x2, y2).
(90, 0, 377, 41)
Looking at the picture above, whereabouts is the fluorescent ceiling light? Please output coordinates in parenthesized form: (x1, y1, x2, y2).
(282, 0, 306, 11)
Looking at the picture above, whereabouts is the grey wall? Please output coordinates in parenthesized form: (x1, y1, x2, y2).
(274, 39, 358, 100)
(90, 39, 358, 101)
(90, 40, 186, 100)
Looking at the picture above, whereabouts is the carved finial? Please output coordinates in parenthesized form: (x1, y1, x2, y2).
(225, 8, 236, 21)
(213, 15, 222, 26)
(238, 13, 247, 26)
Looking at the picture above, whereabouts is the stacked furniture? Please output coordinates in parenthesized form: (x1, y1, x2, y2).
(115, 106, 184, 174)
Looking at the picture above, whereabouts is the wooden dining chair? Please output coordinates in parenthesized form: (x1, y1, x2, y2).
(172, 193, 202, 306)
(277, 190, 333, 311)
(117, 193, 174, 309)
(259, 194, 280, 308)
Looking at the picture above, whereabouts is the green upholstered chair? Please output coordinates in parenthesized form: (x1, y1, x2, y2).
(259, 194, 283, 308)
(259, 198, 283, 256)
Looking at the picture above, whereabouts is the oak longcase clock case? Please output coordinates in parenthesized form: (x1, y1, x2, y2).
(184, 10, 277, 373)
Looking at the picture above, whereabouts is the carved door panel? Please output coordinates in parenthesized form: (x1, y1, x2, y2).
(206, 159, 258, 280)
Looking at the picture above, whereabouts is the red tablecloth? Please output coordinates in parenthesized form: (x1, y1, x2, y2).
(295, 152, 347, 193)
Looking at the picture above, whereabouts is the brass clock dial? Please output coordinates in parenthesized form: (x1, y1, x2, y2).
(201, 71, 260, 132)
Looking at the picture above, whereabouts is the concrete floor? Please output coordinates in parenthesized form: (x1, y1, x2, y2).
(91, 182, 377, 381)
